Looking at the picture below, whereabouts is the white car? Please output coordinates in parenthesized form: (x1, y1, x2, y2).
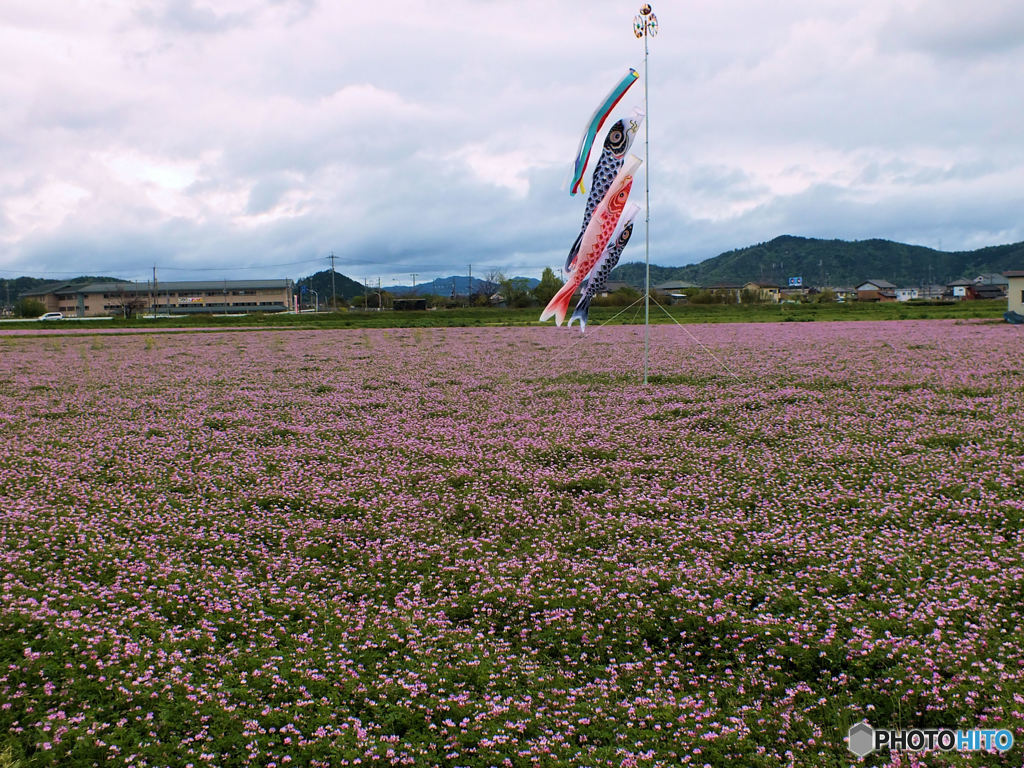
(38, 312, 63, 321)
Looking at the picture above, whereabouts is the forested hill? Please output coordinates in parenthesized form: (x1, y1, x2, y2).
(293, 269, 367, 301)
(610, 236, 1024, 288)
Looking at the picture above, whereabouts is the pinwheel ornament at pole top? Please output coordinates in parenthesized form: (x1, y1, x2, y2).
(634, 4, 658, 38)
(634, 3, 656, 385)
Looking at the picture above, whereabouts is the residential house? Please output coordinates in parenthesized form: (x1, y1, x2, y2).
(946, 279, 977, 300)
(602, 280, 631, 295)
(653, 280, 697, 293)
(780, 285, 812, 301)
(1005, 271, 1024, 314)
(829, 286, 857, 302)
(653, 280, 698, 304)
(895, 287, 919, 302)
(856, 279, 897, 301)
(918, 284, 947, 300)
(975, 273, 1009, 287)
(705, 283, 745, 303)
(742, 282, 781, 303)
(973, 284, 1006, 300)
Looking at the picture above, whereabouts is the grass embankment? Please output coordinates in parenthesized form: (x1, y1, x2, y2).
(6, 299, 1007, 332)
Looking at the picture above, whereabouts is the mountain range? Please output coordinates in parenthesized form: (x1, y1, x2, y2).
(608, 235, 1024, 289)
(292, 272, 538, 299)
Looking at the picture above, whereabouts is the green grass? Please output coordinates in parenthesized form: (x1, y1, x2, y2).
(3, 299, 1007, 332)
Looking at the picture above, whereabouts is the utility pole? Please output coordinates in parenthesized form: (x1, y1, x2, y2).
(411, 273, 418, 295)
(363, 278, 368, 311)
(328, 252, 338, 310)
(152, 265, 158, 318)
(329, 252, 337, 311)
(377, 277, 382, 310)
(468, 264, 472, 304)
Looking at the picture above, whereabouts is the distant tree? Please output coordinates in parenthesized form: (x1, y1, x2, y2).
(499, 277, 533, 307)
(422, 293, 446, 309)
(112, 285, 147, 318)
(482, 270, 504, 300)
(532, 268, 564, 305)
(688, 290, 722, 305)
(16, 298, 45, 318)
(593, 285, 640, 307)
(352, 292, 389, 309)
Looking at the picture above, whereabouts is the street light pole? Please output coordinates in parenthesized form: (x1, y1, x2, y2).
(634, 3, 657, 385)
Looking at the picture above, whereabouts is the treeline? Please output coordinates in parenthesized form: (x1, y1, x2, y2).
(1, 275, 118, 308)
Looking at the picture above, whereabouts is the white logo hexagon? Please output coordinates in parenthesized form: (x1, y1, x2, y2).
(848, 722, 875, 756)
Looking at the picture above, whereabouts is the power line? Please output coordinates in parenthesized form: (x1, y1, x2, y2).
(158, 259, 326, 271)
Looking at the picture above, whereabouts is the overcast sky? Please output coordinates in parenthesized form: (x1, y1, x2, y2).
(2, 0, 1023, 284)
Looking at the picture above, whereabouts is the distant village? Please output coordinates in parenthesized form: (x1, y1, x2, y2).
(5, 270, 1024, 318)
(644, 272, 1013, 305)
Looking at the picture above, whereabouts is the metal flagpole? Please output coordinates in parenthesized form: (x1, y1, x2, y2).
(634, 4, 657, 385)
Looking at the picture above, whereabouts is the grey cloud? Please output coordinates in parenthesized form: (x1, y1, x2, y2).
(689, 181, 1024, 257)
(245, 175, 292, 215)
(884, 2, 1024, 58)
(4, 0, 1024, 284)
(682, 164, 769, 204)
(135, 1, 252, 34)
(856, 157, 1003, 187)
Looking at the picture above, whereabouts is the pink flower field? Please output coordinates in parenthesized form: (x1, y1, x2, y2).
(1, 320, 1023, 767)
